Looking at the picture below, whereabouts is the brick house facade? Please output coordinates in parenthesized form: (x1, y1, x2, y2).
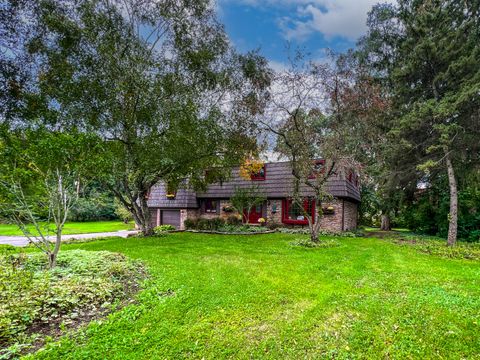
(147, 161, 360, 231)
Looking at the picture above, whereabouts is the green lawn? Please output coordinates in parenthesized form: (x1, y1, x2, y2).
(27, 233, 480, 359)
(0, 220, 134, 236)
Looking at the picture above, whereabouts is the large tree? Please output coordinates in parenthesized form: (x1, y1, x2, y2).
(358, 1, 480, 244)
(258, 53, 358, 243)
(2, 0, 270, 235)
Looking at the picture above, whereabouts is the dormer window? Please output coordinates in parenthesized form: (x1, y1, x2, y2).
(308, 160, 325, 179)
(251, 164, 266, 181)
(347, 170, 354, 182)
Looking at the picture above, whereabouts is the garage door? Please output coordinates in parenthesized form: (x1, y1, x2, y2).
(161, 210, 180, 229)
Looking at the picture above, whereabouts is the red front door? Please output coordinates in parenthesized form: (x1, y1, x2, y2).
(244, 204, 263, 223)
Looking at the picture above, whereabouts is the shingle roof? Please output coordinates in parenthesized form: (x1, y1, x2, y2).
(147, 161, 361, 208)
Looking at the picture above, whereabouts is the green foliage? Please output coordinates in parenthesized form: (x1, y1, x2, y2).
(358, 0, 480, 243)
(390, 234, 480, 260)
(225, 215, 242, 226)
(0, 250, 145, 357)
(183, 218, 197, 230)
(184, 217, 268, 233)
(289, 237, 341, 248)
(276, 227, 359, 237)
(399, 178, 480, 242)
(69, 189, 116, 222)
(196, 218, 225, 231)
(24, 233, 480, 359)
(114, 199, 133, 224)
(153, 225, 176, 234)
(2, 0, 270, 236)
(230, 186, 266, 223)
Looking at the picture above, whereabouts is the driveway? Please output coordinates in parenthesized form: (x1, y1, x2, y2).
(0, 230, 139, 247)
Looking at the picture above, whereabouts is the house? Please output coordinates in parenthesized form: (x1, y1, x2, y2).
(147, 161, 360, 231)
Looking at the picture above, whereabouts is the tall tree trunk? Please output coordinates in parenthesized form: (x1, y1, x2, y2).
(138, 194, 154, 236)
(445, 151, 458, 246)
(380, 214, 391, 231)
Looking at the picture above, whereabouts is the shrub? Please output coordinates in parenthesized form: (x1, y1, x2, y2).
(115, 199, 133, 224)
(154, 225, 176, 234)
(226, 215, 242, 226)
(196, 218, 225, 231)
(0, 250, 146, 357)
(276, 227, 358, 237)
(184, 218, 198, 229)
(69, 190, 117, 222)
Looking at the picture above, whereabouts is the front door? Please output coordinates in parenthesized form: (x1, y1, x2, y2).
(244, 204, 263, 224)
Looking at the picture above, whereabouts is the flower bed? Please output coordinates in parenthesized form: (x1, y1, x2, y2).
(0, 247, 146, 358)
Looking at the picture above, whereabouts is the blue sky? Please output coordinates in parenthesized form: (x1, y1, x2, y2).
(217, 0, 390, 69)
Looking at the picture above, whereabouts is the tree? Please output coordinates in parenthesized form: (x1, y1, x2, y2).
(3, 0, 271, 235)
(230, 185, 266, 224)
(359, 1, 480, 244)
(0, 130, 96, 268)
(258, 53, 358, 243)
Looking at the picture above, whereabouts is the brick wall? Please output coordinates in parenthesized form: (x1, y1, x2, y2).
(318, 200, 343, 232)
(343, 200, 358, 230)
(157, 197, 358, 231)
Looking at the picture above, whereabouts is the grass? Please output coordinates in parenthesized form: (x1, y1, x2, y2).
(0, 221, 134, 236)
(15, 232, 480, 359)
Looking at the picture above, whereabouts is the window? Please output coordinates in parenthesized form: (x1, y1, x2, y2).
(204, 199, 218, 213)
(308, 160, 325, 179)
(251, 164, 266, 181)
(347, 170, 353, 182)
(282, 199, 315, 225)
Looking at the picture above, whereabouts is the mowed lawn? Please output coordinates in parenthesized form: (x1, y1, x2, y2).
(29, 233, 480, 359)
(0, 220, 134, 236)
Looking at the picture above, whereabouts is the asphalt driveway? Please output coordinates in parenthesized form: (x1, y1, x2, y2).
(0, 230, 138, 247)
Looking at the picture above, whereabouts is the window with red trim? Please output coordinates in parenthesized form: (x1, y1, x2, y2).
(251, 165, 266, 181)
(308, 160, 325, 179)
(347, 170, 354, 182)
(204, 199, 218, 213)
(282, 199, 315, 224)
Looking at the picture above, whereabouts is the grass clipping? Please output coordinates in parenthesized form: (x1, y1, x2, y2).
(0, 247, 146, 358)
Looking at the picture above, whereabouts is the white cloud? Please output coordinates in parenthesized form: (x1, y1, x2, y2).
(286, 1, 394, 41)
(220, 0, 396, 42)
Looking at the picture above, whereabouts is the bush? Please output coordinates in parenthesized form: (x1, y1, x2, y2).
(69, 190, 117, 222)
(391, 234, 480, 260)
(115, 199, 133, 224)
(154, 225, 176, 234)
(0, 250, 146, 358)
(226, 215, 242, 226)
(184, 218, 198, 230)
(290, 237, 341, 248)
(276, 227, 359, 237)
(196, 218, 225, 231)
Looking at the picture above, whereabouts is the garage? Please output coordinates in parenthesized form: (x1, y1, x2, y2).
(161, 210, 181, 229)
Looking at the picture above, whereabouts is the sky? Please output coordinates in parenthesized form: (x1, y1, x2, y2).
(217, 0, 390, 70)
